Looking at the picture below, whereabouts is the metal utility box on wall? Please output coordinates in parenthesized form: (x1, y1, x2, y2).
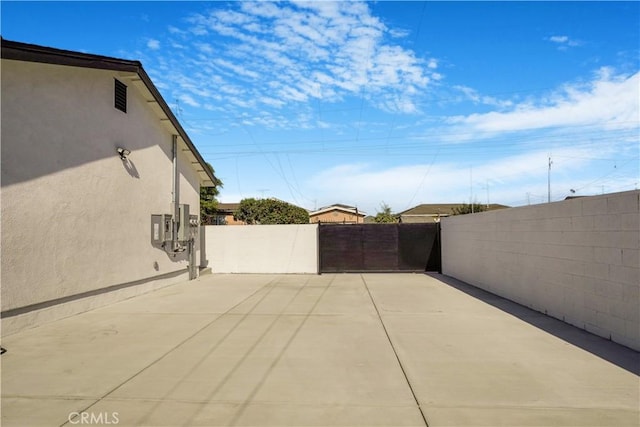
(151, 214, 173, 247)
(188, 215, 199, 240)
(178, 204, 190, 241)
(178, 205, 200, 242)
(151, 205, 197, 254)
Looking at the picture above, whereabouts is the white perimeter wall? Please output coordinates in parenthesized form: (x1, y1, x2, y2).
(441, 190, 640, 351)
(204, 225, 319, 274)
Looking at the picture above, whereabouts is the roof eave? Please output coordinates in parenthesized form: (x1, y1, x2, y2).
(310, 207, 366, 217)
(135, 67, 217, 187)
(1, 38, 141, 73)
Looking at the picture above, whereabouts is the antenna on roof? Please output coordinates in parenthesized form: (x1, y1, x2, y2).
(548, 156, 553, 203)
(173, 98, 182, 119)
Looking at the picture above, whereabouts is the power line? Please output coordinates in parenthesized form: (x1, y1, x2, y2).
(404, 148, 440, 210)
(193, 121, 639, 152)
(201, 136, 638, 159)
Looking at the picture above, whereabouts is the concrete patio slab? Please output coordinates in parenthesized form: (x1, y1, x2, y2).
(2, 273, 638, 426)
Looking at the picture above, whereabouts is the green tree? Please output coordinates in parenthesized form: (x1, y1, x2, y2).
(451, 202, 487, 215)
(234, 198, 309, 224)
(374, 202, 397, 223)
(200, 162, 224, 225)
(233, 198, 262, 225)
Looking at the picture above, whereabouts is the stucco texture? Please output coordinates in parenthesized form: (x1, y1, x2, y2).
(1, 60, 201, 315)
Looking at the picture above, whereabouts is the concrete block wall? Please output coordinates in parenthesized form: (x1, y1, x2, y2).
(204, 224, 319, 274)
(441, 190, 639, 351)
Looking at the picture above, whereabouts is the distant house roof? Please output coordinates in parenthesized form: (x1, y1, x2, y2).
(399, 204, 460, 216)
(216, 203, 240, 213)
(1, 38, 217, 187)
(310, 204, 366, 217)
(399, 203, 510, 216)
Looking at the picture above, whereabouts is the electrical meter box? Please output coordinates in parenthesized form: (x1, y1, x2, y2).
(151, 214, 173, 246)
(177, 204, 190, 241)
(189, 215, 199, 240)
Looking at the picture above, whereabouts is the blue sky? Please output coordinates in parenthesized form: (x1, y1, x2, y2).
(3, 1, 639, 214)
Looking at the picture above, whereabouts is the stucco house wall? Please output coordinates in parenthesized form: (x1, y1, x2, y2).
(223, 215, 246, 225)
(1, 42, 212, 334)
(441, 191, 640, 351)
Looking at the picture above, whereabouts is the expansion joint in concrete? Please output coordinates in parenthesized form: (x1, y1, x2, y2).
(359, 274, 430, 427)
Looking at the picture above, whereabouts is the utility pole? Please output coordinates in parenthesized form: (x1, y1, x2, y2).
(547, 156, 553, 203)
(486, 179, 490, 209)
(470, 166, 474, 213)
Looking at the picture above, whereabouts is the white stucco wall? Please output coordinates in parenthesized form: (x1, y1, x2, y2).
(441, 191, 640, 351)
(204, 225, 319, 274)
(1, 59, 202, 333)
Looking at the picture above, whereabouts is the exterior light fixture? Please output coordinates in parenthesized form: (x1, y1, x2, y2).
(117, 147, 131, 160)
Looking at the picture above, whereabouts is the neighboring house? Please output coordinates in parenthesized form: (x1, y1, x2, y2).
(398, 203, 510, 223)
(213, 203, 244, 225)
(309, 204, 366, 224)
(1, 39, 217, 333)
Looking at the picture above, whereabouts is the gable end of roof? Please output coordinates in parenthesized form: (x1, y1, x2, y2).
(1, 38, 217, 187)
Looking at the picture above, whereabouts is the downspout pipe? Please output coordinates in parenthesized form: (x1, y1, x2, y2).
(172, 134, 180, 252)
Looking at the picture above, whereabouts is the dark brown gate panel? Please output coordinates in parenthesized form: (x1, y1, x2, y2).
(319, 223, 441, 273)
(318, 225, 364, 272)
(398, 223, 438, 271)
(362, 224, 398, 271)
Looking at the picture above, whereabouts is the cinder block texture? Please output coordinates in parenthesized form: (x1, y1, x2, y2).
(442, 190, 640, 351)
(204, 224, 319, 274)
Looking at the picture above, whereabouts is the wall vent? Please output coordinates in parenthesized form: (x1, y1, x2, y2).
(114, 79, 127, 113)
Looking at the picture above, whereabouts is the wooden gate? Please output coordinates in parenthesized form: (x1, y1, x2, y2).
(318, 223, 441, 273)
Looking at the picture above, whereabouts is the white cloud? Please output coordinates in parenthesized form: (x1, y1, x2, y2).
(447, 69, 639, 135)
(179, 94, 200, 107)
(156, 1, 436, 117)
(547, 35, 582, 50)
(195, 42, 214, 54)
(549, 35, 569, 43)
(390, 28, 410, 38)
(147, 39, 160, 50)
(452, 85, 514, 109)
(259, 96, 286, 108)
(213, 58, 260, 79)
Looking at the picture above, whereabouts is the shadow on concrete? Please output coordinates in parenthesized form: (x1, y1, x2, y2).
(427, 273, 640, 376)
